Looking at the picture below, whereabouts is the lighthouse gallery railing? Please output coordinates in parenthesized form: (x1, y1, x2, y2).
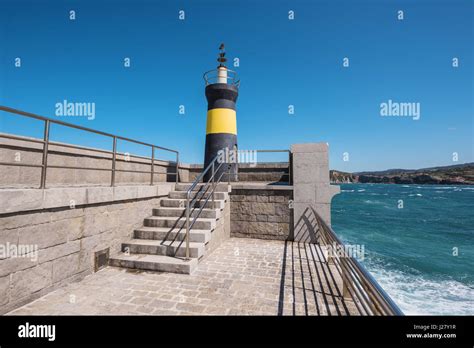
(203, 68, 240, 87)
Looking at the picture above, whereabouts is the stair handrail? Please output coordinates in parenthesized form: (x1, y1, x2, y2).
(181, 155, 231, 259)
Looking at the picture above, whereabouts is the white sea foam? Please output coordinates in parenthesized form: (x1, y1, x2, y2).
(357, 189, 366, 192)
(368, 266, 474, 315)
(341, 190, 355, 192)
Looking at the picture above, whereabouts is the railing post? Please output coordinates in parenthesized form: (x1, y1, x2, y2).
(185, 192, 190, 260)
(317, 215, 334, 264)
(150, 146, 155, 185)
(211, 161, 215, 206)
(176, 152, 179, 183)
(288, 150, 292, 185)
(39, 120, 50, 189)
(111, 136, 117, 187)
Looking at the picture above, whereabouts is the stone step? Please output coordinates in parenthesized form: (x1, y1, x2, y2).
(144, 216, 216, 230)
(109, 253, 197, 274)
(160, 198, 224, 209)
(134, 226, 211, 243)
(175, 183, 230, 192)
(169, 191, 228, 200)
(152, 207, 221, 219)
(122, 239, 204, 258)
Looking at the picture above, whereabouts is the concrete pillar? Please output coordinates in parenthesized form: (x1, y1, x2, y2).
(291, 143, 340, 243)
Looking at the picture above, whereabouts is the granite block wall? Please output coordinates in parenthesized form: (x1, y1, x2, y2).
(0, 184, 172, 314)
(230, 188, 293, 240)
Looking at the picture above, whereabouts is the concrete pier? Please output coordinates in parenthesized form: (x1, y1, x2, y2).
(7, 238, 357, 316)
(1, 126, 399, 315)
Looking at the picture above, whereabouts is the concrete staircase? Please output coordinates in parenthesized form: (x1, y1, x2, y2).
(109, 183, 230, 274)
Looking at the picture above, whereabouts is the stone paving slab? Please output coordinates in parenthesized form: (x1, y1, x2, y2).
(7, 238, 358, 316)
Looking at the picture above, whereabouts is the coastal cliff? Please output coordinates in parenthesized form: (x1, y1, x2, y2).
(330, 163, 474, 185)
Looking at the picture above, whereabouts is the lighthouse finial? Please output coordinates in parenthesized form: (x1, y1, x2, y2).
(217, 43, 227, 67)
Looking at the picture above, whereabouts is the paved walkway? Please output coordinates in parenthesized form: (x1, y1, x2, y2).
(7, 238, 357, 315)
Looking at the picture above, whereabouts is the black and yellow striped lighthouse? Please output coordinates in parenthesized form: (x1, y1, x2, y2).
(203, 44, 239, 181)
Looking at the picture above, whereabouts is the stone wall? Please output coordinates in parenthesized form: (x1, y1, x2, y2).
(230, 184, 293, 240)
(189, 163, 290, 183)
(0, 183, 173, 314)
(0, 135, 191, 188)
(1, 135, 291, 188)
(236, 163, 290, 183)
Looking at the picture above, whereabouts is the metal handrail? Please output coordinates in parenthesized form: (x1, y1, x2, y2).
(0, 106, 180, 188)
(181, 155, 230, 259)
(203, 68, 240, 87)
(310, 207, 403, 316)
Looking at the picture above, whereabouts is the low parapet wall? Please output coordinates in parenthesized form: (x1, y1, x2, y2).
(0, 135, 191, 188)
(188, 163, 290, 183)
(0, 183, 173, 314)
(1, 136, 290, 188)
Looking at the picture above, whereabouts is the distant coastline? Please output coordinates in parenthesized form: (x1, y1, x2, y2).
(331, 162, 474, 185)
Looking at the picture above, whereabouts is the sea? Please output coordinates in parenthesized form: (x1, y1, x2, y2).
(331, 183, 474, 315)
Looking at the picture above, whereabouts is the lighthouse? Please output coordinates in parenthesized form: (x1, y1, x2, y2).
(203, 44, 239, 182)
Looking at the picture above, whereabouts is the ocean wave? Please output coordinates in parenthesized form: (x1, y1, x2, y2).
(357, 189, 366, 192)
(341, 190, 354, 192)
(333, 185, 474, 315)
(367, 265, 474, 315)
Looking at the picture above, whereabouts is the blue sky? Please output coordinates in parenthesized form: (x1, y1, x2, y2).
(0, 0, 472, 171)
